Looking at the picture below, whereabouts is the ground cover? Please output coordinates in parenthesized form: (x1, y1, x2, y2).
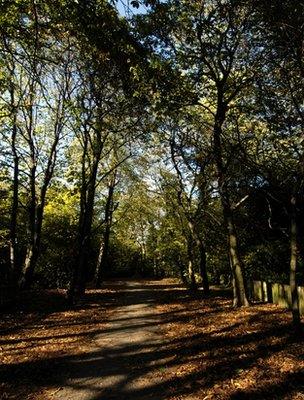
(0, 287, 115, 399)
(154, 284, 304, 399)
(1, 280, 303, 400)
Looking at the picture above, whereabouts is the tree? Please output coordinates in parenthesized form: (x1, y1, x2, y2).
(94, 168, 119, 286)
(67, 54, 145, 300)
(0, 1, 74, 288)
(163, 114, 212, 292)
(141, 0, 261, 305)
(246, 0, 304, 329)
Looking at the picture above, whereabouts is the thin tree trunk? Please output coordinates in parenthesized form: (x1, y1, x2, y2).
(188, 259, 196, 289)
(95, 242, 105, 285)
(225, 210, 249, 306)
(229, 254, 238, 306)
(18, 0, 43, 290)
(19, 196, 45, 289)
(19, 143, 37, 289)
(289, 194, 301, 332)
(198, 239, 209, 294)
(95, 228, 110, 286)
(187, 237, 197, 290)
(20, 244, 39, 289)
(176, 257, 187, 285)
(140, 243, 146, 276)
(232, 275, 238, 306)
(68, 146, 101, 302)
(153, 255, 158, 278)
(19, 125, 61, 290)
(72, 178, 97, 297)
(213, 92, 249, 307)
(68, 146, 88, 302)
(190, 222, 209, 294)
(9, 91, 19, 284)
(95, 173, 116, 287)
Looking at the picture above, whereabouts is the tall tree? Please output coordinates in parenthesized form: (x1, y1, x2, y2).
(141, 0, 261, 305)
(94, 168, 119, 287)
(67, 55, 144, 300)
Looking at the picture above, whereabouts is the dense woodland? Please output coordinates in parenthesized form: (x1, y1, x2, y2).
(0, 0, 303, 329)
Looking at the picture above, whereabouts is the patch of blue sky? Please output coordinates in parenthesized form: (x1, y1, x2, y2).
(115, 0, 148, 17)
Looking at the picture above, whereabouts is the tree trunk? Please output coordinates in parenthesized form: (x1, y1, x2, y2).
(95, 225, 110, 287)
(188, 219, 209, 294)
(19, 203, 45, 289)
(230, 254, 239, 306)
(289, 195, 301, 332)
(226, 210, 249, 306)
(19, 139, 59, 290)
(68, 145, 101, 302)
(198, 239, 209, 294)
(176, 257, 187, 285)
(95, 242, 105, 286)
(19, 153, 37, 289)
(95, 173, 116, 287)
(19, 244, 39, 289)
(213, 92, 249, 307)
(5, 38, 20, 285)
(153, 255, 158, 278)
(69, 181, 96, 300)
(188, 259, 197, 289)
(187, 237, 197, 290)
(9, 107, 19, 284)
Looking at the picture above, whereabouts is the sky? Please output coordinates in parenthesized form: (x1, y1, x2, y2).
(116, 0, 148, 17)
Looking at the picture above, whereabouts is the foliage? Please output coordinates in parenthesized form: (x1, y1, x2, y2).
(0, 0, 303, 298)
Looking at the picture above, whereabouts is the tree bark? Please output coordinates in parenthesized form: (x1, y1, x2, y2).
(70, 168, 98, 299)
(19, 182, 48, 289)
(189, 220, 209, 294)
(176, 257, 187, 285)
(19, 119, 61, 289)
(95, 242, 105, 285)
(198, 238, 209, 294)
(19, 244, 39, 289)
(9, 85, 19, 284)
(19, 141, 37, 289)
(68, 135, 102, 302)
(213, 90, 249, 307)
(289, 194, 301, 332)
(187, 236, 197, 290)
(95, 227, 110, 286)
(95, 172, 116, 287)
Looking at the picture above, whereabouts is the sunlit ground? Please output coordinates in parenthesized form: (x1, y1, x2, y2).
(1, 280, 303, 400)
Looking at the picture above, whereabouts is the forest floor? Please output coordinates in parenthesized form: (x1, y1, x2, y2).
(1, 279, 304, 400)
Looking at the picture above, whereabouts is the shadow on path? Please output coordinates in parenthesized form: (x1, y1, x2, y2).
(1, 280, 303, 400)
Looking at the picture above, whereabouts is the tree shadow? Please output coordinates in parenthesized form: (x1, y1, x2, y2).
(1, 280, 303, 399)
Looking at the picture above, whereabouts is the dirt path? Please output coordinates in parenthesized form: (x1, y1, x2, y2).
(2, 280, 303, 400)
(50, 281, 170, 400)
